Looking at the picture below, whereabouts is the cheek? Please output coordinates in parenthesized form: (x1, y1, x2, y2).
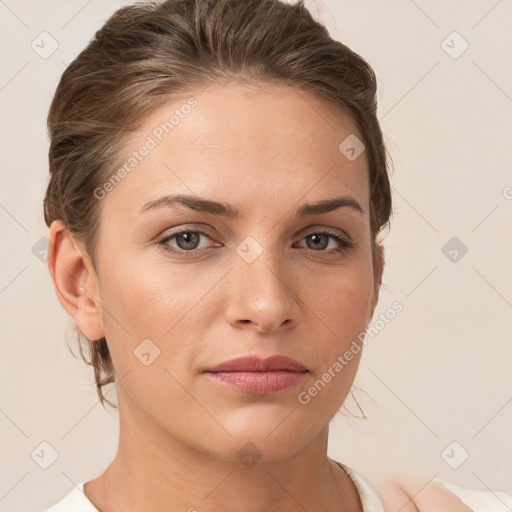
(295, 270, 372, 416)
(96, 249, 206, 375)
(99, 249, 206, 334)
(312, 261, 374, 335)
(304, 260, 374, 394)
(95, 254, 211, 415)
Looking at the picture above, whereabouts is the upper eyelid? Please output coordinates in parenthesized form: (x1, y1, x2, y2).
(160, 227, 351, 246)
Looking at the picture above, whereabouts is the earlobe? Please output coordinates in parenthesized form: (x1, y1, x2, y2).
(47, 220, 105, 341)
(371, 273, 382, 317)
(369, 244, 384, 319)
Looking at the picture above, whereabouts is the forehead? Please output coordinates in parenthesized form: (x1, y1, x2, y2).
(101, 81, 370, 219)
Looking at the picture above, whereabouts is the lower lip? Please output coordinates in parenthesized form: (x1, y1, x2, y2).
(205, 370, 308, 394)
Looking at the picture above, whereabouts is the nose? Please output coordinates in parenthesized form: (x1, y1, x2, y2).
(224, 245, 301, 334)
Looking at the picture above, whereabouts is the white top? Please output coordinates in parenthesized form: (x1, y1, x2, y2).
(41, 462, 512, 512)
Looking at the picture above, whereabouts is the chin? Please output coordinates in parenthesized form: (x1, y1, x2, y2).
(208, 440, 304, 466)
(193, 421, 318, 466)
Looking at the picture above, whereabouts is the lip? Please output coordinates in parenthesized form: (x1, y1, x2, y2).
(205, 355, 307, 373)
(204, 355, 308, 394)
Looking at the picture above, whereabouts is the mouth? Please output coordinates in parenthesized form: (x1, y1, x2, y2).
(204, 355, 309, 394)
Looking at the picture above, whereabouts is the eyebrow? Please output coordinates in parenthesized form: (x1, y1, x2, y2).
(138, 194, 364, 218)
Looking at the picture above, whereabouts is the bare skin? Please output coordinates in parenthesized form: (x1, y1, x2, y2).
(47, 81, 469, 511)
(372, 477, 474, 512)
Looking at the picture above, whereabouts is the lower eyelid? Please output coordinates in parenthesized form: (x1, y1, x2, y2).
(159, 230, 354, 254)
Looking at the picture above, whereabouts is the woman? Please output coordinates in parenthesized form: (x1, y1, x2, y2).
(41, 0, 511, 510)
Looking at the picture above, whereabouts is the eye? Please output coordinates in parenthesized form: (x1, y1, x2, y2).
(296, 231, 356, 254)
(158, 229, 218, 256)
(157, 228, 356, 258)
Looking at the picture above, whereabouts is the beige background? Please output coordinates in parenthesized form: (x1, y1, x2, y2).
(0, 0, 511, 510)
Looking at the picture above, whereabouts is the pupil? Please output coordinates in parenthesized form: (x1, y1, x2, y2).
(309, 234, 328, 250)
(178, 232, 199, 250)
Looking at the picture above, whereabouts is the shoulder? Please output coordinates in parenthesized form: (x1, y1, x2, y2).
(39, 480, 98, 512)
(374, 479, 471, 512)
(372, 475, 512, 512)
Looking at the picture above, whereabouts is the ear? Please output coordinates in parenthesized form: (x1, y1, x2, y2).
(369, 243, 384, 320)
(47, 220, 105, 340)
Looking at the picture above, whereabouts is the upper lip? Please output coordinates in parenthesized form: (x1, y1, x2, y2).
(205, 355, 307, 372)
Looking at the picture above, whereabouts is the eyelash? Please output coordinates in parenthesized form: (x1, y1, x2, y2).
(157, 229, 356, 258)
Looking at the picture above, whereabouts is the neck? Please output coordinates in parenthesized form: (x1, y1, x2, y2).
(84, 392, 362, 512)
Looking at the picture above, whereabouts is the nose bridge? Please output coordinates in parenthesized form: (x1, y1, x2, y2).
(226, 233, 299, 332)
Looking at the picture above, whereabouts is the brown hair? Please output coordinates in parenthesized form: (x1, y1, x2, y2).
(44, 0, 393, 409)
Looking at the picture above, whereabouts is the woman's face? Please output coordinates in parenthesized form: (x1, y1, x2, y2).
(90, 81, 380, 461)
